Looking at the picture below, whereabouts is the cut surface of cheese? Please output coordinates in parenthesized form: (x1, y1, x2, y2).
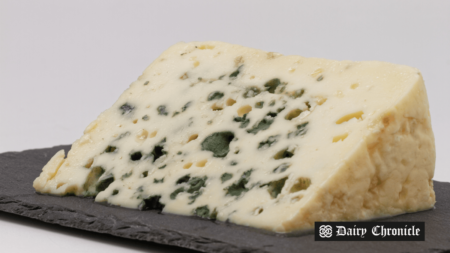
(33, 41, 436, 232)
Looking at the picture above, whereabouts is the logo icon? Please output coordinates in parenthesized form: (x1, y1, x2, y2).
(319, 225, 333, 238)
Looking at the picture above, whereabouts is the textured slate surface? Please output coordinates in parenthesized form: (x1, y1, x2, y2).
(0, 145, 449, 253)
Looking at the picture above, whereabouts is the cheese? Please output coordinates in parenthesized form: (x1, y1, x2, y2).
(33, 41, 436, 232)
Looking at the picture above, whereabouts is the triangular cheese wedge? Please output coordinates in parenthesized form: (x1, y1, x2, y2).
(34, 41, 435, 232)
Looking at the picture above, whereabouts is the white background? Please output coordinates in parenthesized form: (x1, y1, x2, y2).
(1, 1, 449, 252)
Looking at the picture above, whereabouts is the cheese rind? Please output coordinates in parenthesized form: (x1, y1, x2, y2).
(33, 41, 435, 232)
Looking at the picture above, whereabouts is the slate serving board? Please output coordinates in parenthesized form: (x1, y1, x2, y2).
(0, 145, 449, 253)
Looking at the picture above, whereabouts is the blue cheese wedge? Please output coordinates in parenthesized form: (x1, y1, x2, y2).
(33, 41, 436, 232)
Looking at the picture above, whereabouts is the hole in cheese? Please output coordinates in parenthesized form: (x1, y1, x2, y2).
(351, 83, 359, 89)
(316, 96, 327, 105)
(65, 185, 79, 195)
(188, 134, 198, 143)
(226, 98, 236, 106)
(84, 158, 94, 169)
(211, 103, 223, 111)
(288, 89, 305, 99)
(83, 166, 105, 191)
(333, 133, 349, 142)
(180, 73, 188, 80)
(254, 207, 264, 215)
(311, 68, 323, 77)
(183, 162, 193, 169)
(237, 105, 252, 116)
(285, 109, 302, 120)
(149, 131, 157, 138)
(336, 111, 364, 124)
(136, 129, 148, 142)
(198, 45, 215, 50)
(291, 196, 302, 203)
(274, 148, 295, 160)
(105, 146, 117, 153)
(290, 177, 311, 193)
(382, 114, 395, 127)
(196, 159, 207, 167)
(305, 101, 311, 110)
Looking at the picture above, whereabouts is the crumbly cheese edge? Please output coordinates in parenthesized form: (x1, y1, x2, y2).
(33, 149, 66, 193)
(277, 76, 436, 232)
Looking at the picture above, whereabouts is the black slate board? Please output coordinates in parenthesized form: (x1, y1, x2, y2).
(0, 145, 449, 253)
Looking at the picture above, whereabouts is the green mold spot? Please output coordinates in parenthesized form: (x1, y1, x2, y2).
(182, 101, 192, 112)
(194, 205, 210, 218)
(171, 175, 208, 204)
(150, 139, 167, 162)
(115, 132, 130, 141)
(229, 65, 243, 80)
(247, 112, 280, 135)
(121, 172, 132, 180)
(233, 114, 250, 128)
(258, 135, 279, 150)
(154, 178, 164, 183)
(130, 151, 142, 161)
(243, 86, 261, 98)
(272, 163, 290, 173)
(287, 122, 309, 138)
(226, 170, 252, 197)
(157, 105, 168, 116)
(207, 91, 224, 101)
(264, 78, 283, 93)
(138, 195, 164, 211)
(255, 101, 264, 108)
(290, 89, 305, 99)
(193, 205, 217, 219)
(119, 103, 134, 115)
(201, 131, 235, 158)
(221, 173, 233, 183)
(176, 174, 191, 184)
(170, 187, 185, 200)
(105, 146, 117, 153)
(266, 177, 288, 198)
(96, 174, 114, 192)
